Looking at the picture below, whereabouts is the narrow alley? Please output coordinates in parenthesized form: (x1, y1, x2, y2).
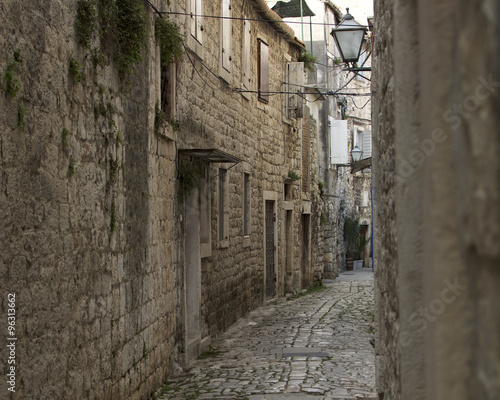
(155, 270, 376, 400)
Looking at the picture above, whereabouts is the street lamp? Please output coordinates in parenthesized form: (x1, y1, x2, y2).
(331, 8, 367, 64)
(351, 145, 362, 162)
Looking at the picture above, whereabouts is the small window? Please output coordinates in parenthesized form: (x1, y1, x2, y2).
(243, 173, 250, 236)
(200, 165, 211, 257)
(242, 18, 251, 90)
(284, 183, 291, 201)
(161, 63, 176, 119)
(190, 0, 203, 44)
(258, 39, 269, 103)
(221, 0, 231, 72)
(218, 168, 229, 241)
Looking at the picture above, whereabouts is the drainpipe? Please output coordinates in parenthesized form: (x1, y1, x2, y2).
(371, 173, 374, 271)
(300, 0, 304, 42)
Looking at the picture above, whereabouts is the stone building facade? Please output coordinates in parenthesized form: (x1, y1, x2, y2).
(0, 0, 324, 399)
(372, 0, 500, 399)
(270, 0, 373, 276)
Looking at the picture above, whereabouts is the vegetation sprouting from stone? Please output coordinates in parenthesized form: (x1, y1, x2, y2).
(299, 50, 317, 72)
(2, 49, 22, 98)
(75, 0, 98, 48)
(17, 101, 27, 128)
(69, 56, 83, 82)
(293, 281, 327, 298)
(155, 103, 181, 135)
(155, 17, 184, 67)
(288, 170, 301, 181)
(114, 0, 149, 78)
(75, 0, 149, 80)
(343, 215, 366, 259)
(62, 129, 73, 148)
(177, 162, 203, 201)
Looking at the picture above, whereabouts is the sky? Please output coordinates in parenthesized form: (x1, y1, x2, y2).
(332, 0, 374, 22)
(266, 0, 374, 23)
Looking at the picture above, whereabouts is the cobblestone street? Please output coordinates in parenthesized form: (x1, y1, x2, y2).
(157, 269, 376, 400)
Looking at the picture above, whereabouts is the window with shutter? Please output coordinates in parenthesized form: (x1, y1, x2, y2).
(222, 0, 231, 72)
(329, 117, 348, 164)
(190, 0, 203, 44)
(258, 39, 269, 103)
(242, 18, 251, 90)
(286, 62, 304, 119)
(362, 131, 372, 159)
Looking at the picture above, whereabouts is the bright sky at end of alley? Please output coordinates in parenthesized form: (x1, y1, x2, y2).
(266, 0, 374, 23)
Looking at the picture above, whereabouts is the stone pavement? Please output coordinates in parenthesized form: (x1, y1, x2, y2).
(156, 269, 376, 400)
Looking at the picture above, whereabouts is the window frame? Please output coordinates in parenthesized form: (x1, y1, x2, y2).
(258, 39, 270, 103)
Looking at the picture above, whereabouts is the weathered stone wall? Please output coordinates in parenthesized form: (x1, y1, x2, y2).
(0, 1, 181, 398)
(0, 0, 326, 398)
(372, 0, 500, 398)
(172, 0, 323, 342)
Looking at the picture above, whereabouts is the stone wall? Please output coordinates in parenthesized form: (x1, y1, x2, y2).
(0, 1, 325, 398)
(372, 0, 500, 398)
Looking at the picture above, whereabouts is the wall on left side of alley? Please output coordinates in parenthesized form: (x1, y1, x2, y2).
(0, 1, 181, 399)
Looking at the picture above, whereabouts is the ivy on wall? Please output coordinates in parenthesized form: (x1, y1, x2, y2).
(75, 0, 149, 80)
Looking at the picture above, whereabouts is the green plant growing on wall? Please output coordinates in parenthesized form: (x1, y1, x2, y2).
(114, 0, 149, 79)
(299, 50, 317, 72)
(320, 211, 328, 227)
(142, 341, 149, 360)
(155, 103, 181, 135)
(155, 17, 184, 67)
(68, 159, 79, 176)
(318, 180, 326, 196)
(76, 0, 149, 80)
(62, 128, 73, 148)
(75, 0, 98, 48)
(69, 56, 83, 82)
(177, 161, 203, 201)
(116, 130, 124, 146)
(110, 202, 117, 232)
(2, 49, 22, 98)
(344, 214, 366, 259)
(109, 157, 120, 183)
(17, 101, 27, 128)
(288, 170, 301, 181)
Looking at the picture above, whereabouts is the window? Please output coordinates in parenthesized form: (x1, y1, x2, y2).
(326, 8, 338, 57)
(258, 39, 269, 103)
(221, 0, 231, 72)
(329, 117, 348, 164)
(242, 18, 251, 90)
(243, 173, 250, 236)
(190, 0, 203, 44)
(161, 63, 176, 119)
(285, 62, 304, 119)
(218, 168, 229, 242)
(200, 165, 211, 257)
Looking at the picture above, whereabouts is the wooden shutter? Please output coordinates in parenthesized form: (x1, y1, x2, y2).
(287, 62, 304, 119)
(190, 0, 196, 34)
(362, 131, 372, 159)
(222, 0, 231, 71)
(243, 18, 251, 88)
(330, 117, 348, 164)
(191, 0, 203, 43)
(258, 40, 269, 103)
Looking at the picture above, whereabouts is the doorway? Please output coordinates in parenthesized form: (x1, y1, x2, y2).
(265, 200, 276, 298)
(301, 214, 311, 288)
(185, 189, 201, 359)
